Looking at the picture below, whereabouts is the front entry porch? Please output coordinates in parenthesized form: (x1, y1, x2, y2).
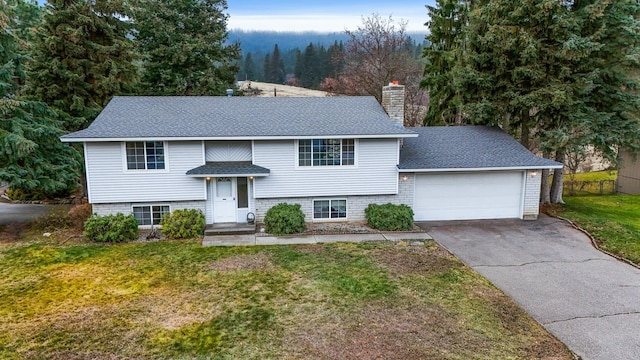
(186, 161, 269, 225)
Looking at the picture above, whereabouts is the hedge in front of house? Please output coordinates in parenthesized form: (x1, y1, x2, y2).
(83, 213, 139, 242)
(160, 209, 206, 239)
(264, 203, 306, 235)
(365, 203, 414, 231)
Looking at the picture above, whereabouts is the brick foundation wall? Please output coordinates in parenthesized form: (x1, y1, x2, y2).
(92, 201, 206, 217)
(523, 171, 542, 220)
(254, 174, 414, 222)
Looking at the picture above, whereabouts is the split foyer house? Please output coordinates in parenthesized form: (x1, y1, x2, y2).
(61, 85, 562, 227)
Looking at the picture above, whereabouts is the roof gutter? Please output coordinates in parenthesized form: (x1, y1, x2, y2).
(398, 165, 563, 172)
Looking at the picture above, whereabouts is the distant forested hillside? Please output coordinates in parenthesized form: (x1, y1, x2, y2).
(232, 30, 427, 86)
(228, 30, 351, 55)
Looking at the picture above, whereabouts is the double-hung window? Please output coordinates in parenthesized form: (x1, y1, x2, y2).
(298, 139, 354, 167)
(132, 205, 170, 226)
(126, 141, 165, 170)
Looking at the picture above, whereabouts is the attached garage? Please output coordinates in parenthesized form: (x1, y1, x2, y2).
(413, 171, 524, 221)
(398, 126, 564, 221)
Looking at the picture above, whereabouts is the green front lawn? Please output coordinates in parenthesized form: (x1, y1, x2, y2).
(0, 233, 572, 359)
(552, 195, 640, 264)
(564, 170, 617, 182)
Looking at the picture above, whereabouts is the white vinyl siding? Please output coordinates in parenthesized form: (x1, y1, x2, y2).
(205, 141, 252, 162)
(413, 172, 524, 221)
(85, 141, 205, 203)
(253, 139, 398, 198)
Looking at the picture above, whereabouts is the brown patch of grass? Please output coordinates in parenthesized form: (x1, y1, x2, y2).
(471, 286, 570, 359)
(0, 223, 26, 243)
(371, 242, 462, 276)
(205, 253, 274, 272)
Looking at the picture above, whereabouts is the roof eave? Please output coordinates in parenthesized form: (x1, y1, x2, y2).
(60, 133, 418, 143)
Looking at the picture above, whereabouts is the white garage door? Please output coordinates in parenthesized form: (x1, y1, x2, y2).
(413, 172, 524, 221)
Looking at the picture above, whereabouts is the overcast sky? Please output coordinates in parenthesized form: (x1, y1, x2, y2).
(226, 0, 435, 33)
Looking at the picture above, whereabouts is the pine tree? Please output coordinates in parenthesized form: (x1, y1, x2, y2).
(134, 0, 240, 96)
(263, 53, 271, 82)
(421, 0, 469, 125)
(449, 0, 640, 203)
(0, 2, 81, 196)
(300, 43, 317, 88)
(268, 44, 285, 84)
(26, 0, 138, 132)
(242, 53, 256, 81)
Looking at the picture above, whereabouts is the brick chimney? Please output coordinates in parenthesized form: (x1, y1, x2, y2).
(382, 82, 405, 127)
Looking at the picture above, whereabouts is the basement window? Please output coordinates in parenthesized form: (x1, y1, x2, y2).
(132, 205, 170, 226)
(313, 199, 347, 220)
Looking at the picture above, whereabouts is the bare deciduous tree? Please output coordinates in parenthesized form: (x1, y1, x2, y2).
(332, 14, 426, 126)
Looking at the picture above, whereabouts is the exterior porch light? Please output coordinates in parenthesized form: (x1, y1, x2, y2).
(401, 175, 408, 181)
(529, 170, 538, 177)
(249, 176, 254, 180)
(206, 177, 211, 181)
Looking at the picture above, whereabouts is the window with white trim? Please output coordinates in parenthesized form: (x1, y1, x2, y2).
(132, 205, 170, 225)
(313, 199, 347, 219)
(126, 141, 165, 170)
(299, 139, 355, 166)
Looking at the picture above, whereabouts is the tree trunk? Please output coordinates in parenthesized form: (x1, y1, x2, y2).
(550, 150, 565, 204)
(520, 110, 530, 149)
(502, 112, 511, 133)
(540, 150, 551, 204)
(455, 107, 463, 125)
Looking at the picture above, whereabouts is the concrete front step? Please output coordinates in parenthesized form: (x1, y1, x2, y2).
(204, 223, 256, 236)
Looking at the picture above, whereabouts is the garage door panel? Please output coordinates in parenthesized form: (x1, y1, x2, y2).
(414, 172, 524, 221)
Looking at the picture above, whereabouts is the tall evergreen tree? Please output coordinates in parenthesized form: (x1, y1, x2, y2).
(421, 0, 469, 125)
(263, 53, 271, 83)
(242, 53, 256, 81)
(267, 44, 285, 83)
(446, 0, 640, 203)
(26, 0, 138, 132)
(134, 0, 240, 95)
(300, 43, 317, 88)
(325, 41, 344, 78)
(0, 2, 81, 196)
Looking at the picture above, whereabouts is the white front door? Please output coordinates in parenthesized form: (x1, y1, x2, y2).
(213, 177, 236, 223)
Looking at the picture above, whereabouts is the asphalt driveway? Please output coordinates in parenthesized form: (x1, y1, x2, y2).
(0, 202, 62, 225)
(419, 215, 640, 360)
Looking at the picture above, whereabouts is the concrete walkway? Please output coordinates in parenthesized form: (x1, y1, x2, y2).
(203, 232, 432, 246)
(419, 215, 640, 360)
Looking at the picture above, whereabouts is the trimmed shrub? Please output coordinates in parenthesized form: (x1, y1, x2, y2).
(83, 213, 139, 242)
(365, 203, 414, 231)
(160, 209, 205, 239)
(264, 203, 306, 235)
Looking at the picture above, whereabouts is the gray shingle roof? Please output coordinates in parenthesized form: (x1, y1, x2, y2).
(186, 162, 270, 177)
(399, 126, 563, 170)
(61, 96, 415, 140)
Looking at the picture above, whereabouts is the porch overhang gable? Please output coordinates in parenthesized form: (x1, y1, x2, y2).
(186, 162, 270, 178)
